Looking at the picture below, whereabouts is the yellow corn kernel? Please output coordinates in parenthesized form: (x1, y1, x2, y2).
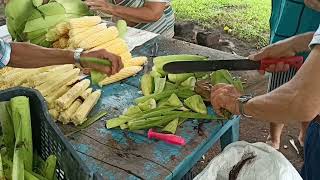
(55, 79, 91, 110)
(52, 41, 61, 48)
(58, 99, 82, 124)
(99, 66, 142, 86)
(68, 16, 102, 29)
(72, 90, 101, 125)
(69, 23, 107, 47)
(90, 38, 123, 51)
(80, 88, 93, 99)
(68, 27, 90, 37)
(35, 68, 80, 96)
(104, 38, 128, 55)
(78, 26, 119, 50)
(46, 86, 71, 109)
(55, 21, 69, 35)
(49, 109, 60, 121)
(124, 56, 148, 67)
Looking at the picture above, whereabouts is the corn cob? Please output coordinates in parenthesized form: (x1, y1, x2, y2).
(90, 38, 123, 51)
(80, 88, 93, 99)
(72, 90, 101, 125)
(99, 66, 143, 86)
(0, 67, 14, 75)
(49, 109, 59, 121)
(119, 52, 132, 62)
(56, 79, 91, 110)
(35, 68, 80, 96)
(11, 68, 44, 86)
(68, 27, 89, 37)
(58, 99, 82, 124)
(52, 41, 61, 48)
(125, 56, 147, 67)
(104, 38, 128, 55)
(58, 36, 69, 49)
(46, 86, 71, 109)
(68, 16, 102, 29)
(1, 69, 29, 86)
(78, 26, 119, 50)
(55, 21, 69, 35)
(68, 23, 107, 47)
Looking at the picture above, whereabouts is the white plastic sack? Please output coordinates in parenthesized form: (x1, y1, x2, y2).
(194, 141, 302, 180)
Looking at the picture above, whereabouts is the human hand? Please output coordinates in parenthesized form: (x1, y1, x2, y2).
(81, 49, 123, 75)
(248, 39, 297, 74)
(305, 0, 320, 11)
(210, 83, 242, 116)
(85, 0, 115, 14)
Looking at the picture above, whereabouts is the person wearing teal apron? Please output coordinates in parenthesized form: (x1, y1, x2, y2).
(266, 0, 320, 151)
(85, 0, 175, 37)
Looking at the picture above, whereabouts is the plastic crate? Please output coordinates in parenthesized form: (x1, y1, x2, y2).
(0, 87, 95, 180)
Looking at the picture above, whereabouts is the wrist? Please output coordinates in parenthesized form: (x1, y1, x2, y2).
(237, 95, 253, 118)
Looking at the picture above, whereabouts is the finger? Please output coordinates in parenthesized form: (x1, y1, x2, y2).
(109, 57, 120, 75)
(283, 64, 290, 71)
(211, 83, 228, 92)
(274, 62, 285, 72)
(82, 68, 92, 75)
(211, 96, 224, 117)
(266, 64, 276, 72)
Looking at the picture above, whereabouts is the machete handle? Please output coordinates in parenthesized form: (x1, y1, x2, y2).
(148, 129, 186, 146)
(260, 56, 304, 71)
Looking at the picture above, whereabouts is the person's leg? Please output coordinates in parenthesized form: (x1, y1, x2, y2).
(300, 118, 320, 180)
(299, 122, 309, 146)
(266, 123, 284, 149)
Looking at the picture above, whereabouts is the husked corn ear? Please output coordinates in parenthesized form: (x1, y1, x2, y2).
(69, 27, 90, 37)
(80, 88, 93, 99)
(99, 66, 143, 86)
(68, 16, 102, 29)
(69, 23, 107, 47)
(1, 69, 29, 86)
(36, 68, 80, 96)
(52, 41, 61, 48)
(90, 38, 123, 51)
(79, 26, 119, 50)
(59, 36, 69, 49)
(49, 109, 60, 121)
(124, 56, 147, 67)
(72, 90, 101, 125)
(104, 38, 128, 55)
(59, 99, 82, 124)
(11, 68, 44, 86)
(46, 86, 71, 109)
(119, 52, 132, 62)
(55, 21, 69, 35)
(56, 79, 91, 110)
(0, 67, 14, 75)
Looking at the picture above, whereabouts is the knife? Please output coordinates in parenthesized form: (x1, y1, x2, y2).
(163, 56, 304, 74)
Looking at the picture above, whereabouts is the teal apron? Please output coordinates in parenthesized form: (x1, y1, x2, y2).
(268, 0, 320, 91)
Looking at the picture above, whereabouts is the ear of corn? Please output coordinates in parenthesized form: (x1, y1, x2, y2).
(80, 88, 93, 99)
(68, 23, 107, 47)
(68, 27, 89, 37)
(55, 79, 90, 110)
(58, 99, 82, 124)
(55, 21, 69, 35)
(119, 52, 132, 63)
(72, 90, 101, 125)
(68, 16, 101, 29)
(99, 66, 143, 86)
(46, 86, 71, 109)
(104, 38, 128, 55)
(58, 36, 69, 49)
(78, 26, 119, 50)
(124, 56, 148, 67)
(90, 38, 123, 51)
(49, 109, 59, 121)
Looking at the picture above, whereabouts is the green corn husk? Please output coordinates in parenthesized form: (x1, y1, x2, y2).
(116, 20, 127, 39)
(168, 73, 194, 84)
(0, 153, 4, 180)
(80, 57, 112, 66)
(162, 118, 179, 134)
(134, 87, 189, 104)
(124, 106, 142, 115)
(184, 95, 207, 114)
(106, 116, 131, 129)
(128, 115, 178, 131)
(180, 76, 196, 90)
(120, 124, 128, 130)
(10, 96, 33, 171)
(91, 70, 107, 85)
(164, 81, 177, 91)
(154, 77, 166, 94)
(166, 93, 183, 107)
(140, 73, 154, 96)
(12, 126, 25, 180)
(43, 155, 57, 180)
(137, 98, 156, 111)
(0, 102, 14, 159)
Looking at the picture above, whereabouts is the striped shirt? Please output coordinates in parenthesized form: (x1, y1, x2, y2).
(310, 25, 320, 48)
(268, 0, 320, 91)
(111, 0, 175, 37)
(0, 39, 11, 69)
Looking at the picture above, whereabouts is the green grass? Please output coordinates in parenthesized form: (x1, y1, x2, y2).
(172, 0, 271, 47)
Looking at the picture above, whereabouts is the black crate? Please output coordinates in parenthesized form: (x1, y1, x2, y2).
(0, 87, 95, 180)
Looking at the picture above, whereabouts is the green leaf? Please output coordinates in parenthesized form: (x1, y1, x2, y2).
(26, 28, 48, 40)
(55, 0, 89, 16)
(79, 111, 108, 129)
(138, 98, 157, 111)
(180, 76, 196, 90)
(32, 0, 43, 7)
(154, 77, 166, 94)
(117, 20, 127, 39)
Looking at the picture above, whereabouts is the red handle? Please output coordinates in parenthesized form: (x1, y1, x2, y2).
(260, 56, 304, 71)
(148, 129, 186, 146)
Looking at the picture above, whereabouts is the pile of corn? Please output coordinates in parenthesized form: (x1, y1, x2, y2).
(47, 16, 147, 86)
(0, 65, 101, 126)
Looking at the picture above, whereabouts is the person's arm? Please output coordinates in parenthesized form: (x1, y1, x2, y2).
(85, 0, 167, 23)
(1, 41, 123, 75)
(211, 28, 320, 123)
